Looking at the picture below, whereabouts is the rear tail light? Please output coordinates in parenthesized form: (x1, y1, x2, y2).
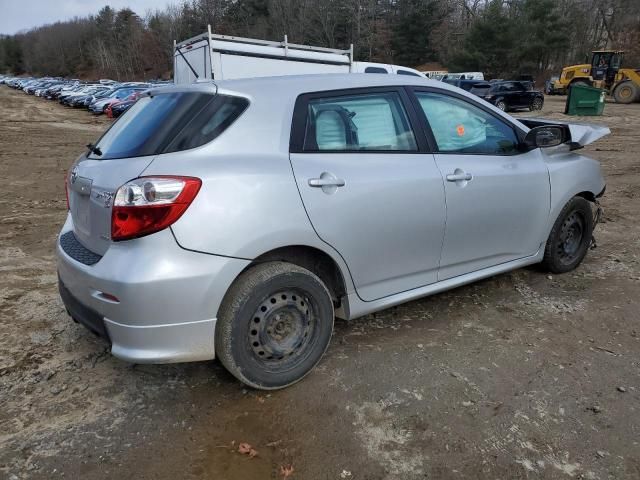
(111, 176, 201, 241)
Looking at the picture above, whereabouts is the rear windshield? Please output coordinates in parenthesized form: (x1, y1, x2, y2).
(90, 92, 249, 160)
(470, 84, 491, 96)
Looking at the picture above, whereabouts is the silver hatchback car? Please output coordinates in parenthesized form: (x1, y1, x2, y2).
(58, 74, 608, 389)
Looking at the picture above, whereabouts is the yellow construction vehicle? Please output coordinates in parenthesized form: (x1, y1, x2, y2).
(553, 50, 640, 103)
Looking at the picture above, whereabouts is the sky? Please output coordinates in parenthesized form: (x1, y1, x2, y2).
(0, 0, 177, 35)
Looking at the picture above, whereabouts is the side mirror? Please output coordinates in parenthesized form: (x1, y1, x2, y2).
(524, 125, 567, 149)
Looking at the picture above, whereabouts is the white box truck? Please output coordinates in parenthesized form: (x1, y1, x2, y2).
(174, 26, 425, 83)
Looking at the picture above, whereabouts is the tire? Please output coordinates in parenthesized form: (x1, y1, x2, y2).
(541, 197, 594, 274)
(496, 100, 507, 111)
(529, 96, 544, 111)
(215, 261, 334, 390)
(613, 81, 639, 104)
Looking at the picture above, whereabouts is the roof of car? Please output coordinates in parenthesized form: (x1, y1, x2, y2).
(145, 73, 531, 133)
(150, 73, 452, 98)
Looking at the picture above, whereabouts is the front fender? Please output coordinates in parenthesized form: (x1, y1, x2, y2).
(544, 149, 605, 239)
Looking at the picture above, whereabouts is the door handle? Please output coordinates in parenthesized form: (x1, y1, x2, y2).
(308, 178, 346, 188)
(446, 172, 473, 182)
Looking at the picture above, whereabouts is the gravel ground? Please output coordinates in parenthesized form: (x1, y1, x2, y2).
(1, 86, 639, 480)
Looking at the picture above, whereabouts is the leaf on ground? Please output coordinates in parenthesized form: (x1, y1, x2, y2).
(238, 442, 258, 458)
(280, 464, 294, 478)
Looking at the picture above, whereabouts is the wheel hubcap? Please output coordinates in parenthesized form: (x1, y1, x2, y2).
(556, 212, 585, 263)
(249, 290, 315, 365)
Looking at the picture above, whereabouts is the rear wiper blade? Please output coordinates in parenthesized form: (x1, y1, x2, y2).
(86, 143, 102, 156)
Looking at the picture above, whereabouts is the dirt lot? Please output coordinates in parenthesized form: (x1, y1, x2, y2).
(0, 86, 639, 480)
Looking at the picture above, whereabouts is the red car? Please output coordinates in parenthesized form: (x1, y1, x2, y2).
(106, 91, 144, 119)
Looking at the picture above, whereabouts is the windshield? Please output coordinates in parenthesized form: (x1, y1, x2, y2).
(90, 92, 249, 160)
(94, 90, 110, 98)
(109, 88, 132, 99)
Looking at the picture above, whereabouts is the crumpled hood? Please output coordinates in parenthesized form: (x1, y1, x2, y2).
(520, 117, 610, 147)
(564, 121, 610, 146)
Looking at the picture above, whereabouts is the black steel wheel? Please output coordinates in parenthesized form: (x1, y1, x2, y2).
(249, 289, 318, 367)
(541, 196, 594, 273)
(216, 262, 334, 389)
(556, 211, 585, 265)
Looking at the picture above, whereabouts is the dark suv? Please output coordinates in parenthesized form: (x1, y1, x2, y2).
(479, 81, 544, 112)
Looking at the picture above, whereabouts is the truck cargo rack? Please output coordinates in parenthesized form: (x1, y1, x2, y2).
(176, 25, 353, 61)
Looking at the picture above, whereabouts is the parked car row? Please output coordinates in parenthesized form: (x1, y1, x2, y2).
(0, 75, 171, 117)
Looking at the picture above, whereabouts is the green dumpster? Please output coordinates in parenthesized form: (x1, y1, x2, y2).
(564, 84, 606, 116)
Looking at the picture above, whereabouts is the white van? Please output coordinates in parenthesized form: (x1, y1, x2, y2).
(174, 26, 425, 83)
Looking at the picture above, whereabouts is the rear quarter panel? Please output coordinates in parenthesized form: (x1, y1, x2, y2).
(140, 86, 356, 293)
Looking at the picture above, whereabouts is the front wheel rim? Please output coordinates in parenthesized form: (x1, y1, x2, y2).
(248, 289, 318, 371)
(497, 101, 506, 110)
(556, 211, 585, 264)
(533, 98, 543, 110)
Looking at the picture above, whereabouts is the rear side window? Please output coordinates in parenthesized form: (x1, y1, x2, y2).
(364, 66, 389, 74)
(302, 92, 417, 152)
(91, 92, 248, 160)
(397, 69, 421, 77)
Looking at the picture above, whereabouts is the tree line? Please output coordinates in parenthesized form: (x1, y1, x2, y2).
(0, 0, 638, 81)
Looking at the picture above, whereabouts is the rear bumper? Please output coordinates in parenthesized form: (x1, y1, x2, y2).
(59, 276, 109, 338)
(56, 215, 250, 363)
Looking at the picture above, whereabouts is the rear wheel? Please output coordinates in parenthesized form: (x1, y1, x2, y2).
(215, 262, 334, 390)
(530, 96, 544, 111)
(541, 197, 594, 274)
(613, 81, 639, 104)
(495, 100, 507, 111)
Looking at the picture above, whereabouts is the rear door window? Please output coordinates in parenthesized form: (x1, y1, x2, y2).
(301, 92, 417, 152)
(90, 92, 248, 160)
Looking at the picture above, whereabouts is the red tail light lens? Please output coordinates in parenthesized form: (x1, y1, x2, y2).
(111, 176, 201, 241)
